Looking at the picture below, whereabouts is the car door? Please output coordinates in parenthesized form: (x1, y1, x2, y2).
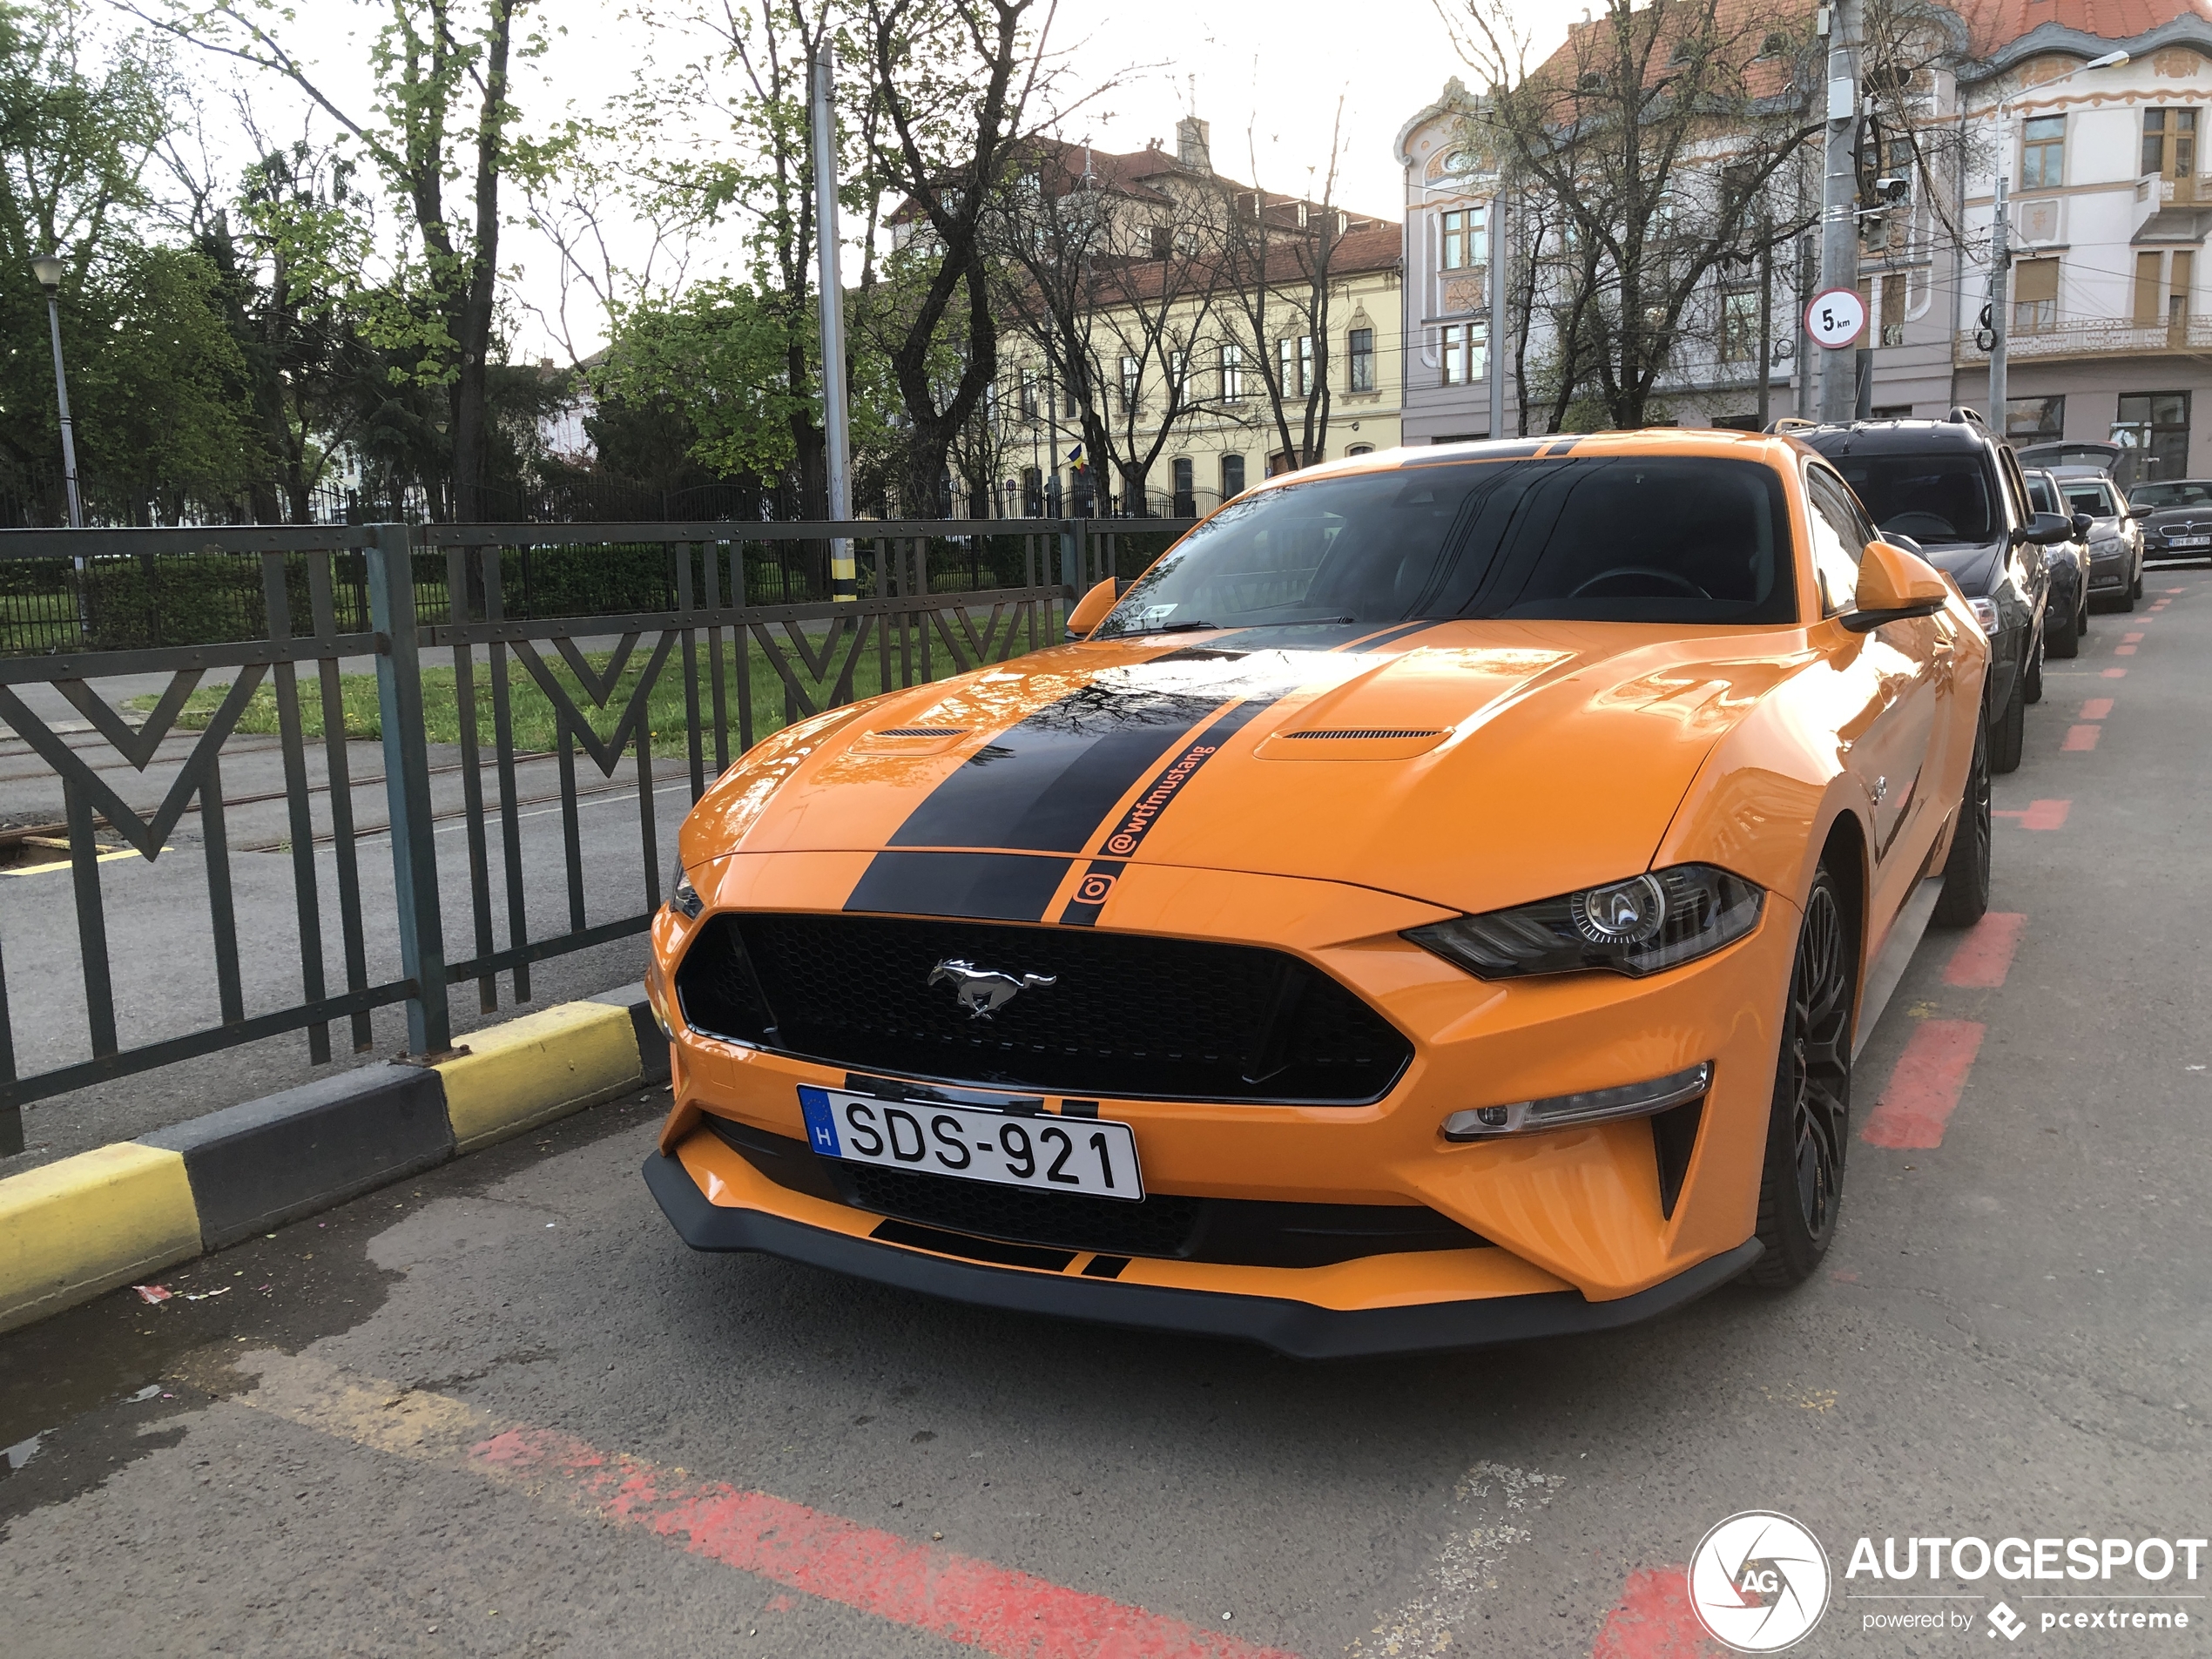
(1807, 467, 1948, 927)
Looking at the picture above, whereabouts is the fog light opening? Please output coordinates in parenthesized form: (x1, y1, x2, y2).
(1441, 1061, 1714, 1141)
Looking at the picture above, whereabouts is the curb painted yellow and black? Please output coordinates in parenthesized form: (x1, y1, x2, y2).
(0, 988, 667, 1336)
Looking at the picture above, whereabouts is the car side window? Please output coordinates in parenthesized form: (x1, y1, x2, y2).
(1997, 446, 2034, 527)
(1804, 468, 1866, 615)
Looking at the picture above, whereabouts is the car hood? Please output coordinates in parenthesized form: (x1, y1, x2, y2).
(1912, 539, 2004, 595)
(2138, 506, 2212, 533)
(680, 620, 1817, 918)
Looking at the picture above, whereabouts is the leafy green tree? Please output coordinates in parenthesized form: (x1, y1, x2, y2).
(0, 0, 262, 517)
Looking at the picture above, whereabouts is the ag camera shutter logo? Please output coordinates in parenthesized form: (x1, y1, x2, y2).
(1689, 1511, 1833, 1652)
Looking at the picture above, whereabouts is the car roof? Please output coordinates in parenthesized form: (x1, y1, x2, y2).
(1791, 416, 1996, 456)
(1257, 427, 1806, 493)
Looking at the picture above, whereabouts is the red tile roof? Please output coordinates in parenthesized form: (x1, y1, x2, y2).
(1951, 0, 2212, 56)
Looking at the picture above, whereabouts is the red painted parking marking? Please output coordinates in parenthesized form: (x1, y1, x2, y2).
(2080, 698, 2114, 720)
(467, 1426, 1296, 1659)
(1591, 1568, 1720, 1657)
(2102, 668, 2128, 678)
(1992, 799, 2069, 830)
(1943, 913, 2026, 988)
(2123, 631, 2146, 643)
(1861, 1020, 1986, 1149)
(2063, 725, 2101, 751)
(2116, 644, 2138, 656)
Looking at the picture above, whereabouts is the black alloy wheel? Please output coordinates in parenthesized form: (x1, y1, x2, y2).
(1748, 867, 1854, 1287)
(1933, 708, 1992, 927)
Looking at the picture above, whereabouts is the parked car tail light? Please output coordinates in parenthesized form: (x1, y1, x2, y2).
(1966, 596, 2000, 635)
(1404, 864, 1763, 980)
(1442, 1062, 1713, 1140)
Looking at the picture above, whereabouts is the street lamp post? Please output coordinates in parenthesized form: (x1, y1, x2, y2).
(1986, 50, 2130, 429)
(30, 253, 83, 529)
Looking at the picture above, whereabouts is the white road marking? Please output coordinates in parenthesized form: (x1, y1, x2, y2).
(1347, 1461, 1566, 1656)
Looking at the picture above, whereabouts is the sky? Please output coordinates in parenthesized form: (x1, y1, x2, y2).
(179, 0, 1588, 361)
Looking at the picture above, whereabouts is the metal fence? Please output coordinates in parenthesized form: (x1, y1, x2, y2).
(0, 516, 1195, 1154)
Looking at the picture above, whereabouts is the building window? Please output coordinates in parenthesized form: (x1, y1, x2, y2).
(1022, 465, 1043, 516)
(2114, 392, 2191, 481)
(2013, 257, 2060, 334)
(1168, 350, 1188, 403)
(1120, 354, 1140, 413)
(1220, 454, 1247, 498)
(2143, 109, 2198, 181)
(1347, 443, 1374, 456)
(1440, 207, 1487, 270)
(2006, 395, 2065, 442)
(1879, 273, 1907, 346)
(1722, 288, 1759, 361)
(1219, 343, 1244, 401)
(1277, 334, 1313, 395)
(1440, 321, 1488, 385)
(1348, 327, 1374, 392)
(1170, 456, 1195, 517)
(2020, 115, 2065, 188)
(1150, 226, 1173, 260)
(1019, 369, 1039, 419)
(1871, 404, 1915, 420)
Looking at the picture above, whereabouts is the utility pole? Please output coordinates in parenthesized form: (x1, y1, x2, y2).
(30, 253, 83, 528)
(1489, 186, 1508, 441)
(1817, 0, 1865, 422)
(810, 41, 854, 598)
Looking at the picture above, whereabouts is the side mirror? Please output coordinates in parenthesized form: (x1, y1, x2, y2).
(2071, 511, 2095, 537)
(1064, 577, 1118, 639)
(1841, 539, 1952, 633)
(2013, 510, 2075, 546)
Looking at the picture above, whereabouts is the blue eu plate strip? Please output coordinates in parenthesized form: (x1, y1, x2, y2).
(797, 1086, 841, 1157)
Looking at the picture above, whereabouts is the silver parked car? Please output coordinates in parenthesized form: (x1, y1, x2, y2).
(2057, 473, 2144, 612)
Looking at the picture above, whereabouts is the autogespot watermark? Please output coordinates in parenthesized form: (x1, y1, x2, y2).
(1689, 1518, 2208, 1649)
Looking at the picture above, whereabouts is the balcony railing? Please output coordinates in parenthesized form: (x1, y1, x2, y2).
(1954, 314, 2212, 365)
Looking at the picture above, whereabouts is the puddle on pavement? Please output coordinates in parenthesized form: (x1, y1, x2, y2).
(0, 1087, 669, 1534)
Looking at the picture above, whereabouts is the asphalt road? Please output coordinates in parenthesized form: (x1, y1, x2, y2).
(3, 577, 2208, 1657)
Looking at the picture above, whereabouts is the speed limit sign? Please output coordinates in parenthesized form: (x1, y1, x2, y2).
(1805, 287, 1868, 350)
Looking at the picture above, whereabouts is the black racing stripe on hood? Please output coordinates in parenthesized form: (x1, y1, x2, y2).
(1054, 698, 1281, 927)
(844, 851, 1073, 921)
(883, 686, 1225, 853)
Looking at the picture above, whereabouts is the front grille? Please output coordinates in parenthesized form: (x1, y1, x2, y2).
(704, 1116, 1488, 1267)
(676, 913, 1412, 1104)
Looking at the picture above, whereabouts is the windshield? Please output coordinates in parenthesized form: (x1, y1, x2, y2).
(2129, 481, 2212, 509)
(2063, 482, 2114, 517)
(1823, 454, 1999, 545)
(1093, 456, 1797, 636)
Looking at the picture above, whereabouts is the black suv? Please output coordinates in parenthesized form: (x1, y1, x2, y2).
(1793, 411, 2074, 773)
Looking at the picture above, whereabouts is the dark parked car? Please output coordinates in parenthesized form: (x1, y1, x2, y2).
(1797, 411, 2071, 774)
(2127, 479, 2212, 563)
(2057, 473, 2144, 611)
(2024, 468, 2093, 658)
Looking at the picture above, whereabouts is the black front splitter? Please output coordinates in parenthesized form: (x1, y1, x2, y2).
(643, 1151, 1764, 1360)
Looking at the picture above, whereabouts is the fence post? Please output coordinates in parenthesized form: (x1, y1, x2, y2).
(367, 521, 452, 1055)
(1057, 518, 1082, 599)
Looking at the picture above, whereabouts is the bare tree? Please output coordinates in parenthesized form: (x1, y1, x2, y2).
(1443, 0, 1820, 428)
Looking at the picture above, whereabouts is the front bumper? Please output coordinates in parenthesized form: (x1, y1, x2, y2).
(643, 1147, 1764, 1358)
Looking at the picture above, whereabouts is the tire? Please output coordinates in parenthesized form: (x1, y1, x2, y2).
(2121, 578, 2138, 613)
(1932, 711, 1992, 927)
(2047, 596, 2080, 658)
(1747, 867, 1854, 1288)
(1991, 676, 2026, 773)
(2024, 631, 2043, 704)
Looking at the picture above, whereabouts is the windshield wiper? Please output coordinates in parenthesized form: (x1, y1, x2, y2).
(1146, 619, 1227, 633)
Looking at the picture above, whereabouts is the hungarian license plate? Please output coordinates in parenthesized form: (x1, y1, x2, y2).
(798, 1087, 1144, 1201)
(2168, 536, 2209, 548)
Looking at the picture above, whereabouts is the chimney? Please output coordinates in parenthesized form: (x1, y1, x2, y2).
(1176, 115, 1211, 173)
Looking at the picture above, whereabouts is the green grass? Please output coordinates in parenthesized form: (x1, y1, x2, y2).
(132, 621, 1048, 752)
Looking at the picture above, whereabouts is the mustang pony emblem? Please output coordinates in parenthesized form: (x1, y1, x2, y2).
(928, 959, 1056, 1019)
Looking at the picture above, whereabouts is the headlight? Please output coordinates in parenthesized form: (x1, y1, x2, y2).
(1405, 863, 1764, 980)
(1966, 595, 2000, 634)
(670, 862, 704, 919)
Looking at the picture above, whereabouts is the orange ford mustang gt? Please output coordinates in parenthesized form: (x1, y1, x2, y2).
(642, 430, 1992, 1357)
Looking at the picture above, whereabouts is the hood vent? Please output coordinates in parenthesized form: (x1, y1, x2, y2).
(1283, 727, 1445, 740)
(873, 726, 968, 738)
